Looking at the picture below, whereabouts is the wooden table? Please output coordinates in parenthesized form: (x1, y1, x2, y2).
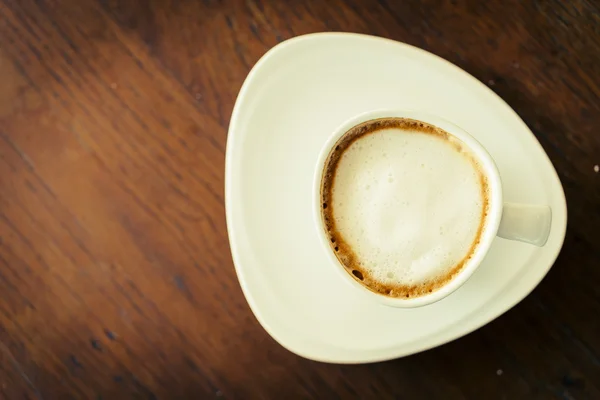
(0, 1, 598, 398)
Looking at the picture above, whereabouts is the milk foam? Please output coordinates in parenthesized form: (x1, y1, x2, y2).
(330, 128, 485, 290)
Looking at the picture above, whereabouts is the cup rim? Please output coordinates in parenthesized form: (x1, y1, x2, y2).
(312, 109, 504, 308)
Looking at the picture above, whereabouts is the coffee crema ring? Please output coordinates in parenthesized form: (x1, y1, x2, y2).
(320, 117, 490, 299)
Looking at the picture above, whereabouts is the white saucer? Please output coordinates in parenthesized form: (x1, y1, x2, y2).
(226, 33, 567, 363)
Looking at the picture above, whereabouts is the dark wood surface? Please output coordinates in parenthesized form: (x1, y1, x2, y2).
(0, 0, 598, 398)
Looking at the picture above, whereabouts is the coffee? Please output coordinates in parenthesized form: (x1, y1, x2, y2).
(320, 118, 489, 299)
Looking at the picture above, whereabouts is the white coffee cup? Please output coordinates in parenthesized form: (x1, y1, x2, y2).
(313, 110, 552, 308)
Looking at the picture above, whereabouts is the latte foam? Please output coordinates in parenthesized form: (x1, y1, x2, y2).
(321, 118, 489, 298)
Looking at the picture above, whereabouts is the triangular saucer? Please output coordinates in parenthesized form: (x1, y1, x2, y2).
(226, 33, 567, 363)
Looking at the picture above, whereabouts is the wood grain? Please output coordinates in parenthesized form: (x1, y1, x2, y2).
(0, 0, 598, 398)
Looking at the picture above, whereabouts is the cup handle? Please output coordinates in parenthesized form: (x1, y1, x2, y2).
(497, 203, 552, 247)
